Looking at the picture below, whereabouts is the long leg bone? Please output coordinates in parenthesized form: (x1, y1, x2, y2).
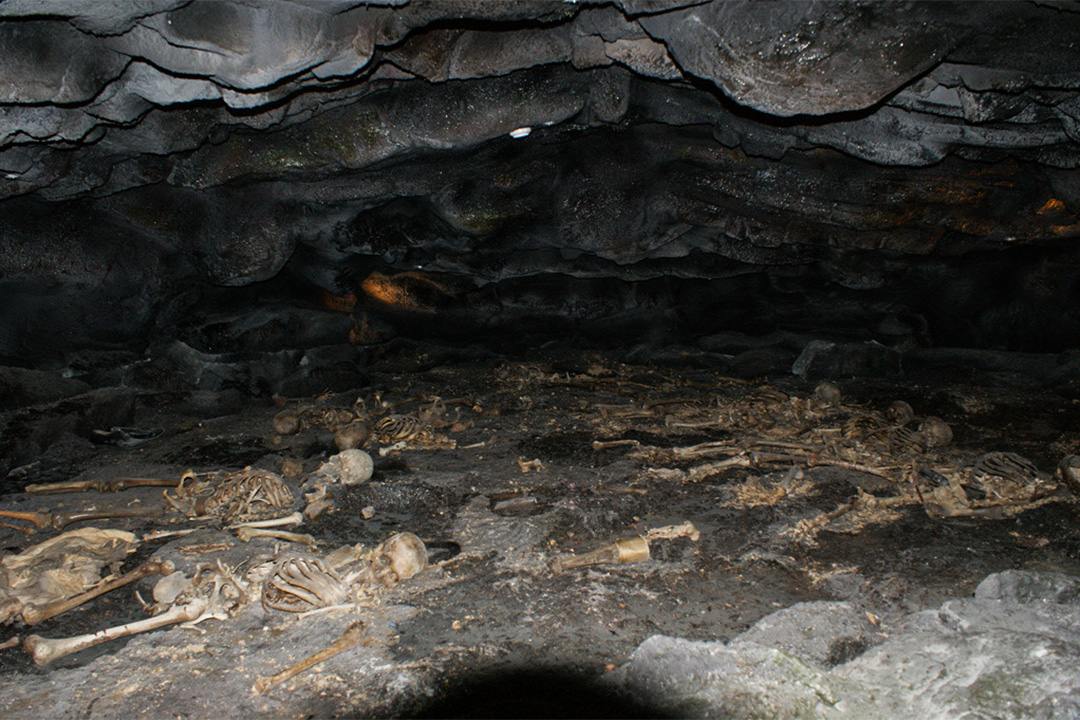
(25, 478, 181, 495)
(236, 528, 316, 547)
(0, 506, 165, 531)
(252, 621, 365, 696)
(0, 510, 50, 529)
(21, 559, 175, 626)
(228, 511, 303, 530)
(23, 595, 209, 666)
(50, 506, 164, 531)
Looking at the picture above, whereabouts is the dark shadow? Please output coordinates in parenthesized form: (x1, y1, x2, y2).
(409, 665, 675, 719)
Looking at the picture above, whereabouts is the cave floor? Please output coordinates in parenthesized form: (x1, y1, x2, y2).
(1, 342, 1079, 718)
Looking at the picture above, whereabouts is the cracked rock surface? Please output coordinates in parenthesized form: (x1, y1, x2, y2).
(2, 2, 1080, 365)
(613, 570, 1080, 719)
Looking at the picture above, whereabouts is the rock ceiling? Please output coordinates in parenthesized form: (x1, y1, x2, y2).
(2, 0, 1080, 365)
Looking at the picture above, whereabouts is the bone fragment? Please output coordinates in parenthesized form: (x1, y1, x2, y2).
(236, 528, 317, 547)
(549, 536, 650, 574)
(252, 620, 365, 696)
(25, 478, 181, 495)
(24, 595, 208, 666)
(51, 506, 165, 531)
(142, 528, 198, 541)
(21, 559, 175, 626)
(0, 510, 50, 529)
(228, 511, 303, 530)
(0, 506, 165, 532)
(645, 521, 701, 542)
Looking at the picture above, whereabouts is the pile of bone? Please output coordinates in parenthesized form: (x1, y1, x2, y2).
(19, 531, 427, 666)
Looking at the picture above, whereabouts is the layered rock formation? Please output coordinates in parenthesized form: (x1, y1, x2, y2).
(2, 0, 1080, 366)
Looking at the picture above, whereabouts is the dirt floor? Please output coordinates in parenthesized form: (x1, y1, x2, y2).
(1, 339, 1079, 718)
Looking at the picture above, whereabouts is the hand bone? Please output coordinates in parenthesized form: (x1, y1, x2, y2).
(252, 621, 364, 696)
(262, 556, 349, 613)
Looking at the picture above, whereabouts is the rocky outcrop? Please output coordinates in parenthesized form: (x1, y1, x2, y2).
(1, 1, 1080, 365)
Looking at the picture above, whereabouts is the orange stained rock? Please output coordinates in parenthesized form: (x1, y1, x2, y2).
(318, 290, 357, 312)
(1038, 197, 1066, 215)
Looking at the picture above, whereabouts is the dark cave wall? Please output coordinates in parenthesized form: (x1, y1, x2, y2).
(2, 1, 1080, 366)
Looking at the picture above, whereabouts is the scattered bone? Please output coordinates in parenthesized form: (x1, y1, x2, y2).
(969, 451, 1040, 485)
(685, 454, 753, 482)
(1058, 455, 1080, 494)
(166, 467, 294, 524)
(153, 571, 190, 605)
(252, 620, 364, 696)
(645, 521, 701, 542)
(297, 602, 371, 620)
(25, 593, 207, 666)
(0, 506, 163, 532)
(323, 543, 369, 571)
(274, 405, 363, 437)
(549, 536, 650, 574)
(886, 425, 927, 454)
(229, 511, 303, 530)
(0, 636, 18, 650)
(142, 528, 198, 542)
(0, 510, 50, 530)
(724, 473, 814, 507)
(237, 528, 317, 547)
(177, 542, 233, 556)
(517, 457, 544, 473)
(0, 528, 138, 624)
(782, 490, 910, 547)
(21, 559, 174, 626)
(25, 477, 181, 495)
(373, 414, 424, 443)
(378, 441, 407, 456)
(302, 487, 334, 521)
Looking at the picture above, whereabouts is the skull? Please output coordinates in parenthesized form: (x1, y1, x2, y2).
(887, 400, 915, 426)
(811, 381, 842, 408)
(919, 416, 953, 448)
(369, 532, 427, 588)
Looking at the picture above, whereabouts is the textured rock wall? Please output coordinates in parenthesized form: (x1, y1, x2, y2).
(2, 1, 1080, 365)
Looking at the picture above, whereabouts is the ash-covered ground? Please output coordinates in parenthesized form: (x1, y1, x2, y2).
(1, 337, 1079, 718)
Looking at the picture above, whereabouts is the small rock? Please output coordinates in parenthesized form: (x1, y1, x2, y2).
(280, 457, 304, 478)
(273, 410, 301, 436)
(793, 339, 901, 380)
(334, 421, 371, 451)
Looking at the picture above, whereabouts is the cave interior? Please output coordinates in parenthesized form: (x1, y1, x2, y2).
(2, 1, 1080, 718)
